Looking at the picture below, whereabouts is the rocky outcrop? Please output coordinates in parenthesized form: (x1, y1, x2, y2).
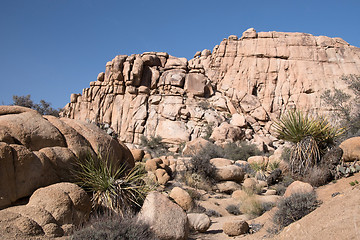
(0, 106, 134, 209)
(61, 28, 360, 145)
(0, 183, 91, 239)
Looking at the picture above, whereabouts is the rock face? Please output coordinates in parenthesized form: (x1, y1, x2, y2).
(61, 29, 360, 145)
(0, 182, 91, 239)
(0, 106, 134, 209)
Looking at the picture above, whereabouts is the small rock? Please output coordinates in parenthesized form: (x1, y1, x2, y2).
(187, 213, 211, 233)
(215, 181, 241, 193)
(215, 165, 244, 182)
(130, 149, 145, 162)
(242, 178, 258, 190)
(223, 220, 249, 236)
(145, 159, 158, 172)
(155, 168, 170, 185)
(283, 181, 314, 198)
(170, 187, 193, 211)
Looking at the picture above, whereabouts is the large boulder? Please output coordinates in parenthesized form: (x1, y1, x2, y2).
(0, 106, 134, 209)
(339, 137, 360, 162)
(138, 191, 189, 240)
(0, 182, 91, 239)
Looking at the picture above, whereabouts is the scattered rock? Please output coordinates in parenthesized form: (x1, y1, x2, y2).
(131, 149, 145, 162)
(223, 220, 249, 236)
(215, 165, 245, 182)
(170, 187, 194, 211)
(339, 137, 360, 162)
(187, 213, 211, 233)
(283, 181, 314, 198)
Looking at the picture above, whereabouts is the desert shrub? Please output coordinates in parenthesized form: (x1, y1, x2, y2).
(190, 142, 223, 181)
(272, 192, 319, 230)
(12, 94, 60, 116)
(237, 191, 264, 218)
(272, 175, 294, 196)
(274, 110, 343, 176)
(225, 204, 241, 215)
(140, 135, 168, 158)
(249, 162, 268, 181)
(185, 188, 202, 200)
(73, 152, 149, 215)
(183, 172, 213, 191)
(205, 209, 222, 217)
(203, 122, 215, 141)
(70, 214, 157, 240)
(190, 203, 207, 213)
(321, 74, 360, 138)
(223, 141, 262, 161)
(240, 196, 264, 217)
(302, 165, 331, 187)
(280, 147, 291, 162)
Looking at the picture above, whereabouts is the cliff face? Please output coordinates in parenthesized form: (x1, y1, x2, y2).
(61, 28, 360, 146)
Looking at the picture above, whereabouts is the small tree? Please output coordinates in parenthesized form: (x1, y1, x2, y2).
(12, 94, 60, 116)
(321, 75, 360, 137)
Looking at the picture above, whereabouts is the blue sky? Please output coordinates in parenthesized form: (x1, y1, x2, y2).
(1, 0, 359, 109)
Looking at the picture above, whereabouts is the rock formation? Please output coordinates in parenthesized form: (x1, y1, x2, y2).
(0, 105, 134, 209)
(61, 28, 360, 146)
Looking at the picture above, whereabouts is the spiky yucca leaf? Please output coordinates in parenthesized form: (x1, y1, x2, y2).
(274, 110, 343, 176)
(273, 110, 343, 144)
(74, 152, 149, 216)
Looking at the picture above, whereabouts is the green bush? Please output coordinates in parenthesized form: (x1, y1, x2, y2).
(274, 110, 343, 176)
(73, 152, 149, 215)
(272, 192, 319, 230)
(70, 214, 158, 240)
(140, 135, 168, 158)
(223, 141, 262, 161)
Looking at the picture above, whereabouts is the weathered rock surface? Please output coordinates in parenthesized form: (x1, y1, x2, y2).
(0, 106, 134, 209)
(0, 183, 91, 239)
(339, 137, 360, 161)
(187, 213, 211, 233)
(283, 181, 314, 198)
(138, 191, 189, 240)
(223, 220, 249, 236)
(170, 187, 194, 211)
(61, 29, 360, 146)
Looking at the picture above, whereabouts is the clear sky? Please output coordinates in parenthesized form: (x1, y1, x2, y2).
(1, 0, 359, 109)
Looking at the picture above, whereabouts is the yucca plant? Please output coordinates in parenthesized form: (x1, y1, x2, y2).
(74, 152, 149, 216)
(273, 110, 343, 176)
